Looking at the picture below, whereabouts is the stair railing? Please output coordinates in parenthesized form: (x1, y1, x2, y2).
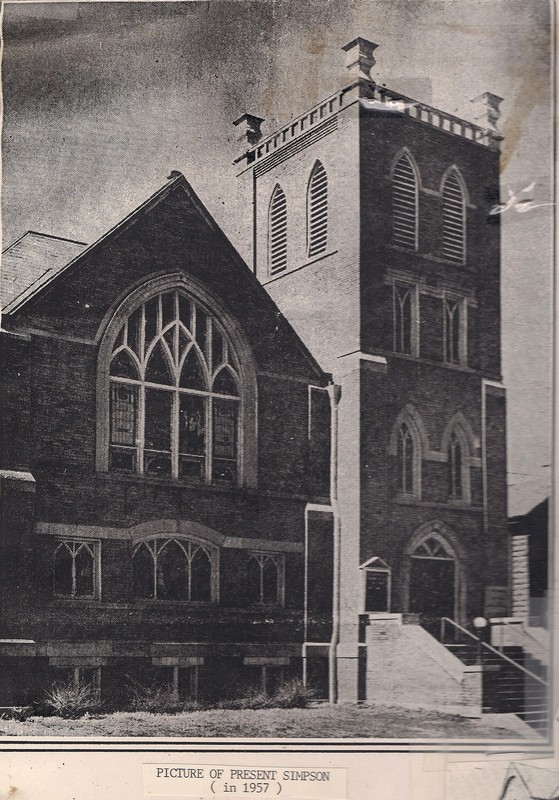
(440, 617, 548, 686)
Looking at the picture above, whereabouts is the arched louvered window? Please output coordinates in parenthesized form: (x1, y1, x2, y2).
(442, 170, 466, 262)
(269, 185, 287, 274)
(307, 161, 328, 257)
(108, 289, 241, 484)
(392, 153, 419, 250)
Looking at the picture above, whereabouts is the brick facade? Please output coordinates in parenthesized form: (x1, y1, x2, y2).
(237, 55, 508, 701)
(0, 178, 332, 705)
(0, 39, 510, 710)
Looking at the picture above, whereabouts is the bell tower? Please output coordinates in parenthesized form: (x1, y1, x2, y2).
(235, 38, 508, 703)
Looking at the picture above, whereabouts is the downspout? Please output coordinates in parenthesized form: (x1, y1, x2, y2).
(481, 380, 489, 618)
(327, 382, 342, 704)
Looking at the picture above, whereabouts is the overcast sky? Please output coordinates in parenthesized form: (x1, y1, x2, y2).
(1, 0, 553, 499)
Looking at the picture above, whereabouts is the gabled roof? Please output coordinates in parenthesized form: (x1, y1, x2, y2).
(2, 172, 329, 381)
(1, 231, 87, 310)
(501, 763, 559, 799)
(2, 175, 188, 316)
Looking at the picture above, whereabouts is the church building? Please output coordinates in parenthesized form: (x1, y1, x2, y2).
(1, 37, 536, 722)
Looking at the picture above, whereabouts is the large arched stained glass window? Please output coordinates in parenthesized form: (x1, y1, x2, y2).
(108, 289, 241, 483)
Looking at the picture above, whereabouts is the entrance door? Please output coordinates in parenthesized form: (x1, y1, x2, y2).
(408, 535, 456, 636)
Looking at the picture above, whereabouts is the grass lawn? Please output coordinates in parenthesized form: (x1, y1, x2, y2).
(0, 703, 536, 738)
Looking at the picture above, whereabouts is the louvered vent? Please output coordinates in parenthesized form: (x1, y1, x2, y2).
(392, 154, 418, 250)
(269, 185, 287, 274)
(307, 162, 328, 257)
(442, 172, 466, 262)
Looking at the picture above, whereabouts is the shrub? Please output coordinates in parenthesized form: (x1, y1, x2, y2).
(0, 706, 33, 722)
(215, 690, 275, 711)
(212, 679, 316, 711)
(272, 678, 316, 708)
(126, 677, 200, 714)
(123, 676, 317, 714)
(44, 680, 99, 719)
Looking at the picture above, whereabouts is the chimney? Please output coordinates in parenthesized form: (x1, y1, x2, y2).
(233, 113, 265, 147)
(342, 37, 379, 82)
(471, 92, 504, 132)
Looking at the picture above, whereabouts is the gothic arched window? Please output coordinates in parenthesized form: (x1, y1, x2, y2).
(392, 152, 419, 250)
(389, 407, 425, 498)
(447, 431, 463, 500)
(269, 184, 288, 274)
(444, 297, 462, 364)
(397, 423, 416, 495)
(442, 169, 466, 263)
(442, 415, 475, 505)
(132, 538, 215, 602)
(107, 289, 241, 484)
(307, 161, 328, 257)
(54, 540, 98, 598)
(393, 282, 417, 355)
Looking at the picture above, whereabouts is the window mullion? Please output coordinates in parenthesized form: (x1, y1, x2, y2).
(139, 303, 146, 362)
(153, 544, 158, 600)
(206, 394, 213, 484)
(186, 545, 192, 601)
(138, 382, 146, 475)
(171, 390, 179, 479)
(460, 301, 468, 365)
(72, 545, 77, 598)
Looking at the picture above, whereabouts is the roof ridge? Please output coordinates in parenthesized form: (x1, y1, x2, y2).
(2, 230, 88, 254)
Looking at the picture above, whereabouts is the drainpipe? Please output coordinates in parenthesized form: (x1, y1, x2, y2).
(327, 382, 342, 704)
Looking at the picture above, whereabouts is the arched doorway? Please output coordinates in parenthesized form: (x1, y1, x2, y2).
(406, 529, 460, 636)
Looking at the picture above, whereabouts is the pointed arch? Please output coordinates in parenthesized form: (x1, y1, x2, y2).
(307, 160, 328, 257)
(96, 274, 258, 488)
(391, 148, 420, 251)
(268, 184, 288, 274)
(404, 520, 465, 561)
(441, 166, 467, 263)
(132, 535, 218, 602)
(388, 404, 430, 456)
(440, 412, 477, 457)
(388, 405, 428, 498)
(440, 412, 478, 504)
(402, 520, 468, 626)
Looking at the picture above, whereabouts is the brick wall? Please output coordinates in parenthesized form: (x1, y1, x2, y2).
(0, 183, 331, 652)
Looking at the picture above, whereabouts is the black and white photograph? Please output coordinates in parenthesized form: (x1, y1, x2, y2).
(0, 0, 554, 748)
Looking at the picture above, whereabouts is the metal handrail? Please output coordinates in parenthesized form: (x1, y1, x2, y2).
(440, 617, 548, 686)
